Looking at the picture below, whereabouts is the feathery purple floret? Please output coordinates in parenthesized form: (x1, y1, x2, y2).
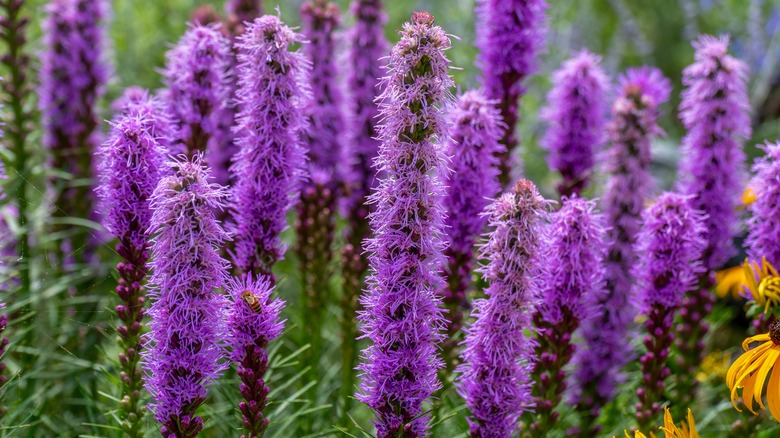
(572, 66, 670, 416)
(357, 12, 452, 438)
(301, 0, 345, 179)
(163, 23, 233, 185)
(230, 16, 310, 279)
(677, 35, 751, 271)
(458, 179, 547, 438)
(441, 89, 503, 366)
(746, 141, 780, 266)
(541, 50, 609, 198)
(227, 274, 284, 437)
(143, 156, 230, 438)
(476, 0, 547, 185)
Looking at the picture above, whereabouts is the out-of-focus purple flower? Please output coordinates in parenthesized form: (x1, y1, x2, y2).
(142, 155, 230, 438)
(0, 301, 7, 419)
(163, 23, 233, 186)
(475, 0, 547, 186)
(635, 193, 705, 432)
(541, 50, 609, 198)
(230, 16, 310, 280)
(677, 35, 751, 271)
(225, 0, 262, 35)
(441, 89, 503, 370)
(40, 0, 109, 263)
(746, 141, 780, 266)
(458, 179, 547, 438)
(572, 66, 670, 427)
(226, 274, 284, 437)
(357, 12, 452, 438)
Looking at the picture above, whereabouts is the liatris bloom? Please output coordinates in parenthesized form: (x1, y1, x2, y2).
(541, 50, 609, 198)
(746, 141, 780, 266)
(357, 12, 452, 437)
(163, 24, 233, 185)
(441, 90, 503, 371)
(475, 0, 547, 186)
(675, 35, 751, 408)
(727, 320, 780, 421)
(340, 0, 387, 416)
(530, 197, 606, 436)
(40, 0, 109, 264)
(97, 100, 169, 436)
(143, 156, 230, 437)
(231, 16, 310, 280)
(635, 193, 705, 433)
(226, 274, 284, 437)
(573, 67, 670, 429)
(226, 0, 261, 35)
(458, 179, 547, 438)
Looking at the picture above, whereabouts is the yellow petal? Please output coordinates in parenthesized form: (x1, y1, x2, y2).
(753, 348, 780, 410)
(686, 409, 699, 438)
(743, 370, 759, 414)
(767, 358, 780, 421)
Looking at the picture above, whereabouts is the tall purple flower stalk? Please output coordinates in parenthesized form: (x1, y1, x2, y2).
(142, 156, 230, 438)
(530, 197, 606, 436)
(97, 91, 170, 437)
(40, 0, 108, 264)
(541, 50, 609, 198)
(441, 89, 503, 371)
(226, 274, 284, 438)
(746, 141, 780, 265)
(674, 35, 751, 408)
(230, 16, 310, 281)
(340, 0, 387, 418)
(163, 24, 233, 185)
(458, 179, 547, 438)
(635, 193, 705, 433)
(357, 12, 452, 437)
(475, 0, 547, 187)
(572, 67, 670, 433)
(297, 0, 344, 373)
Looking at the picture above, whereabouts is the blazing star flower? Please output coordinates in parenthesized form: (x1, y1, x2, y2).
(459, 180, 547, 438)
(230, 16, 310, 280)
(143, 155, 230, 437)
(541, 50, 609, 198)
(226, 274, 285, 437)
(746, 142, 780, 266)
(475, 0, 547, 185)
(441, 89, 503, 370)
(357, 12, 453, 437)
(727, 319, 780, 421)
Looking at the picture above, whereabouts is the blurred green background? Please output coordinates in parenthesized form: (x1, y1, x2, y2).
(2, 0, 780, 436)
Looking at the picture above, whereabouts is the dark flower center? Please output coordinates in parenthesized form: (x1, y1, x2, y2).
(770, 320, 780, 346)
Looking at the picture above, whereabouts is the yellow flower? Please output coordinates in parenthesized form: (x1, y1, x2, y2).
(715, 265, 746, 300)
(726, 321, 780, 421)
(660, 407, 698, 438)
(695, 350, 730, 382)
(741, 186, 757, 208)
(743, 257, 780, 314)
(620, 431, 648, 438)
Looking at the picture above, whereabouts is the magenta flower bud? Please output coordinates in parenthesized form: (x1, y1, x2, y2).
(458, 179, 549, 438)
(230, 16, 310, 280)
(441, 89, 504, 369)
(746, 141, 780, 265)
(475, 0, 547, 185)
(142, 155, 230, 437)
(541, 50, 609, 198)
(357, 12, 453, 438)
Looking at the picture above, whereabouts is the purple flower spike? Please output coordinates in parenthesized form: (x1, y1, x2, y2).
(226, 0, 262, 35)
(675, 35, 751, 408)
(635, 193, 705, 433)
(143, 155, 230, 438)
(230, 16, 310, 280)
(747, 141, 780, 266)
(441, 89, 503, 370)
(163, 23, 233, 186)
(530, 196, 606, 436)
(357, 12, 453, 438)
(458, 179, 548, 438)
(227, 274, 285, 438)
(572, 67, 670, 431)
(40, 0, 109, 263)
(476, 0, 547, 186)
(541, 50, 609, 198)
